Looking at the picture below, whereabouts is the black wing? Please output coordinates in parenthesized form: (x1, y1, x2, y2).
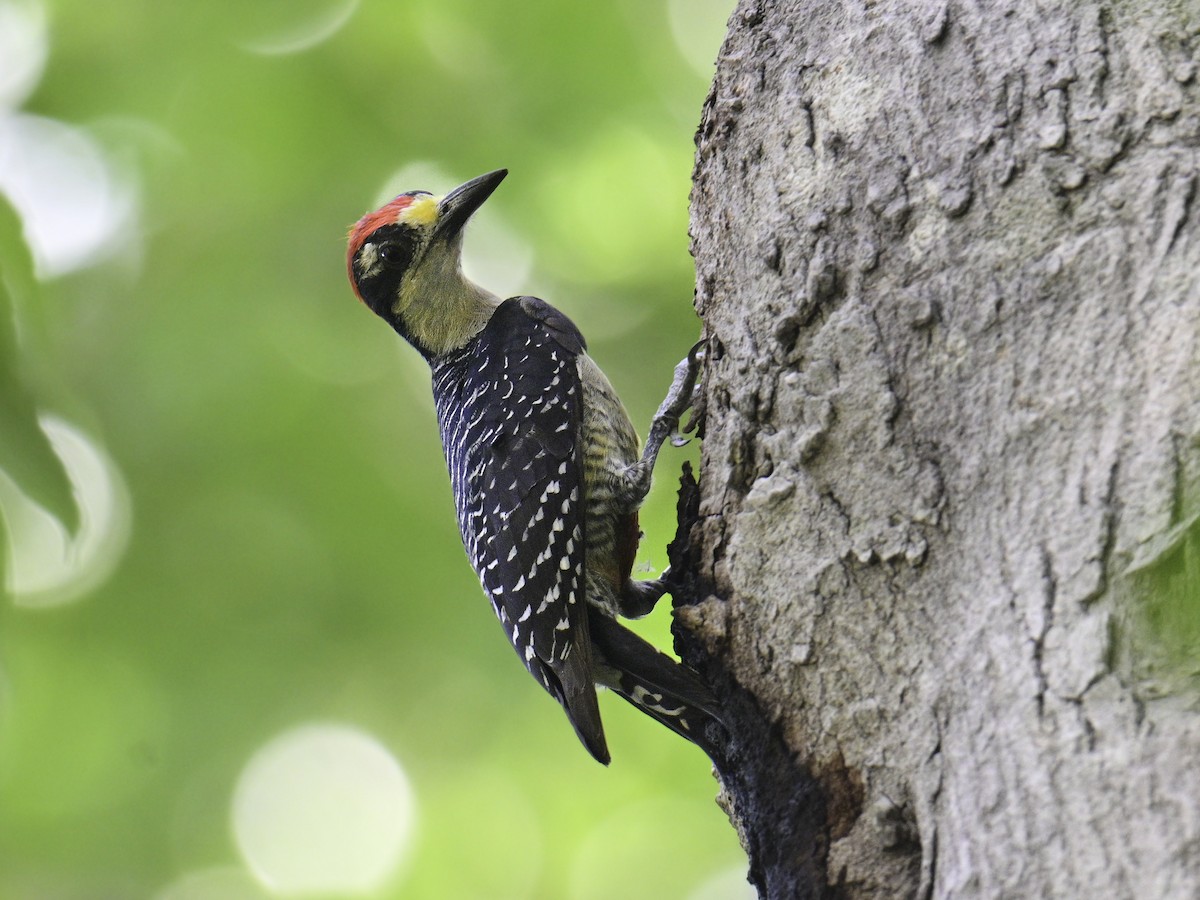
(432, 296, 608, 763)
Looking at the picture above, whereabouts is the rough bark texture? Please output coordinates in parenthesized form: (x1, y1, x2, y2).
(676, 1, 1200, 897)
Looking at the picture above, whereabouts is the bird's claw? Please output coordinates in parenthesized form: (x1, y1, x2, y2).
(676, 340, 706, 439)
(631, 339, 708, 502)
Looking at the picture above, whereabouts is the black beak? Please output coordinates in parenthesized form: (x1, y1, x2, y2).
(436, 169, 508, 240)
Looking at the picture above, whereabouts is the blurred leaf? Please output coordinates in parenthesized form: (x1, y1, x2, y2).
(1140, 514, 1200, 665)
(0, 194, 78, 535)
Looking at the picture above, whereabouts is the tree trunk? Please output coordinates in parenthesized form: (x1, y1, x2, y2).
(676, 1, 1200, 897)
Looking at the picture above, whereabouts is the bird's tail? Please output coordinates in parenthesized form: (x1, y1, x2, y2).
(539, 629, 611, 766)
(561, 676, 611, 766)
(586, 607, 726, 759)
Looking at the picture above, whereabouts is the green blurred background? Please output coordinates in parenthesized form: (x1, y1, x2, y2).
(0, 0, 749, 897)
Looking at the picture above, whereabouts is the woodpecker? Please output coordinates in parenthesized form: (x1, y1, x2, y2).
(346, 169, 722, 764)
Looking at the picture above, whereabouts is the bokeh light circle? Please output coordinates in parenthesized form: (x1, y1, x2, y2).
(155, 866, 273, 900)
(236, 0, 360, 56)
(0, 113, 138, 277)
(0, 0, 47, 109)
(0, 414, 131, 608)
(232, 722, 416, 895)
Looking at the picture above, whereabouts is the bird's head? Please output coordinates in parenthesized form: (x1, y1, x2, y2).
(347, 168, 508, 356)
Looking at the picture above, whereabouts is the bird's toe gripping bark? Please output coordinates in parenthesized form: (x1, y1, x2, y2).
(617, 341, 705, 508)
(617, 574, 672, 619)
(659, 340, 705, 445)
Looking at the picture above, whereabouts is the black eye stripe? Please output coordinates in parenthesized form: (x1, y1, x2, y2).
(361, 223, 421, 271)
(369, 222, 419, 244)
(379, 242, 413, 268)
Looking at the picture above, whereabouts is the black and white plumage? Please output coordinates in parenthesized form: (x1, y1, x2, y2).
(431, 296, 606, 759)
(346, 169, 724, 764)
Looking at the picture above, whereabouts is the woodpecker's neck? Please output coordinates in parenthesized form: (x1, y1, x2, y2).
(393, 251, 502, 358)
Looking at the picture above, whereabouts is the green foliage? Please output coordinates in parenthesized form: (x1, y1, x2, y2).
(0, 195, 78, 534)
(1138, 515, 1200, 677)
(0, 0, 742, 897)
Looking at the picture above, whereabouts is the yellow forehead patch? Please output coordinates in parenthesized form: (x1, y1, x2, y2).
(396, 195, 439, 226)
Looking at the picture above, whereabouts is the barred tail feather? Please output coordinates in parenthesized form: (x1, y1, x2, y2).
(587, 608, 726, 758)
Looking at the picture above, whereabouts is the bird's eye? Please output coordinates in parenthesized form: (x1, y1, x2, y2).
(379, 242, 412, 269)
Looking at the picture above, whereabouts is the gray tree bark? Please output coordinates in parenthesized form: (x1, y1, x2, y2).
(674, 1, 1200, 897)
